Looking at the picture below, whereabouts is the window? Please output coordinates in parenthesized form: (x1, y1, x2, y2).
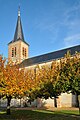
(15, 47, 16, 56)
(12, 48, 14, 57)
(25, 48, 27, 57)
(22, 47, 24, 56)
(22, 47, 27, 57)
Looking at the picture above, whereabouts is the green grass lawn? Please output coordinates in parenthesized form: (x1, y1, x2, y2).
(0, 108, 80, 120)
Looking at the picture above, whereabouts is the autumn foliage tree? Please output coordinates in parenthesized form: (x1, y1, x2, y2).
(0, 56, 31, 115)
(28, 61, 62, 107)
(57, 52, 80, 107)
(0, 51, 80, 113)
(24, 68, 38, 104)
(28, 52, 80, 107)
(0, 56, 6, 98)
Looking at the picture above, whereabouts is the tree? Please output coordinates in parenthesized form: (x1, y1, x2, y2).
(29, 61, 63, 107)
(28, 52, 80, 108)
(24, 68, 37, 104)
(0, 57, 30, 115)
(0, 56, 6, 98)
(59, 52, 80, 106)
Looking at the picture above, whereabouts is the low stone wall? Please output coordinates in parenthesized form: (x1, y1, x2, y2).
(0, 93, 77, 108)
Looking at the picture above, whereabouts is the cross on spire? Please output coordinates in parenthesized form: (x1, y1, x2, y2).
(18, 6, 20, 17)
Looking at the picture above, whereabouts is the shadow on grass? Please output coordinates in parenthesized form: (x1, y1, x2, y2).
(0, 108, 80, 120)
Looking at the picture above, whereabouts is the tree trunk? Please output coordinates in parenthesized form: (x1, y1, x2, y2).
(6, 95, 12, 115)
(54, 97, 57, 107)
(76, 93, 79, 107)
(20, 98, 21, 107)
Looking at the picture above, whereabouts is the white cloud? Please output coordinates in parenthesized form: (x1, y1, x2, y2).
(64, 34, 80, 41)
(64, 34, 80, 47)
(61, 1, 80, 29)
(62, 1, 80, 48)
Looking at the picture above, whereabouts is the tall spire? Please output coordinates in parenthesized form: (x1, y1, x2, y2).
(8, 7, 29, 46)
(13, 6, 25, 41)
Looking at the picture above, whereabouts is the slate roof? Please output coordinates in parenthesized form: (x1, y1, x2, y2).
(20, 45, 80, 68)
(8, 7, 29, 46)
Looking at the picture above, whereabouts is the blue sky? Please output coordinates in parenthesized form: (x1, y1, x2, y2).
(0, 0, 80, 58)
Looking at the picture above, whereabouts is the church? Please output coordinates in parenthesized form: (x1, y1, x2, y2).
(0, 8, 80, 108)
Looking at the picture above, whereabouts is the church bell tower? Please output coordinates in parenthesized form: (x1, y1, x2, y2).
(8, 7, 29, 63)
